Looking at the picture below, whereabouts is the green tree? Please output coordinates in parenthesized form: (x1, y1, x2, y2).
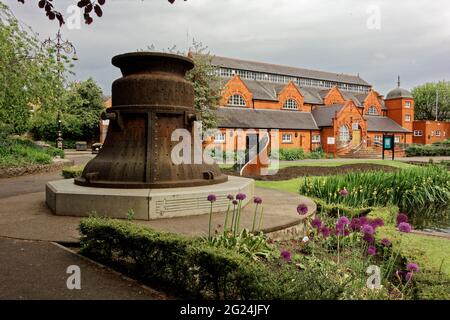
(31, 78, 104, 142)
(0, 3, 66, 135)
(186, 41, 222, 130)
(412, 81, 450, 121)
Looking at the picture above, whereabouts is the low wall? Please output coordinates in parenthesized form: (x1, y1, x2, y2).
(0, 159, 74, 179)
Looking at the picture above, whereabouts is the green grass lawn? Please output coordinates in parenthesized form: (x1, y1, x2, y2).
(255, 160, 416, 193)
(277, 159, 414, 169)
(256, 178, 303, 193)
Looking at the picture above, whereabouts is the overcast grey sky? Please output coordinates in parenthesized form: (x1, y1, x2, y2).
(8, 0, 450, 96)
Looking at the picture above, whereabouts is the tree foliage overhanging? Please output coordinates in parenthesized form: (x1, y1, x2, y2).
(412, 81, 450, 121)
(0, 3, 65, 136)
(1, 3, 105, 143)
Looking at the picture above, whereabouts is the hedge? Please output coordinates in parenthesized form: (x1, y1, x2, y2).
(406, 144, 450, 157)
(62, 165, 84, 179)
(79, 217, 358, 300)
(277, 148, 325, 161)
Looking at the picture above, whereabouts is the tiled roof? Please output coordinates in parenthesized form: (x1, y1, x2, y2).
(211, 55, 370, 86)
(365, 116, 411, 133)
(311, 104, 344, 127)
(216, 107, 319, 130)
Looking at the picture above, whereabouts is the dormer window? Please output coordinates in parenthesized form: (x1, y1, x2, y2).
(367, 106, 378, 115)
(227, 94, 246, 107)
(283, 99, 298, 110)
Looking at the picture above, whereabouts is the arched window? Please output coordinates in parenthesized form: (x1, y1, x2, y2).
(227, 94, 246, 106)
(339, 125, 350, 142)
(367, 106, 378, 115)
(283, 99, 298, 110)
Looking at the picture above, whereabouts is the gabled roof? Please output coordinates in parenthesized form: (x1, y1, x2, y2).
(211, 55, 370, 86)
(228, 78, 324, 104)
(216, 107, 319, 130)
(365, 116, 410, 133)
(298, 86, 324, 104)
(311, 104, 345, 127)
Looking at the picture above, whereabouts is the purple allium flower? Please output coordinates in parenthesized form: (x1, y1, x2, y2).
(371, 218, 384, 229)
(227, 194, 234, 201)
(396, 213, 409, 225)
(338, 216, 350, 226)
(207, 194, 217, 202)
(407, 263, 420, 273)
(335, 222, 344, 231)
(359, 216, 369, 226)
(367, 246, 376, 256)
(311, 218, 322, 229)
(350, 217, 361, 231)
(339, 188, 349, 197)
(363, 233, 375, 243)
(405, 272, 414, 281)
(280, 250, 292, 262)
(320, 226, 331, 238)
(253, 196, 262, 204)
(343, 229, 350, 236)
(232, 200, 238, 205)
(334, 227, 344, 236)
(297, 203, 308, 215)
(398, 222, 412, 233)
(361, 224, 375, 235)
(381, 238, 392, 247)
(236, 193, 246, 201)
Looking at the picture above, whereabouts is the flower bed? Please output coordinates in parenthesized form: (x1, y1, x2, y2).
(299, 165, 450, 211)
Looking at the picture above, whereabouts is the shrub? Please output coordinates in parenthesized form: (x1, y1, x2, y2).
(279, 148, 305, 161)
(0, 137, 64, 167)
(79, 217, 361, 299)
(406, 144, 450, 157)
(62, 165, 84, 179)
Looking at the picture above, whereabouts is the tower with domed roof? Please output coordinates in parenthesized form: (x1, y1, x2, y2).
(384, 76, 414, 143)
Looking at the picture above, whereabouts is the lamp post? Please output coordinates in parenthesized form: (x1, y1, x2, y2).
(42, 28, 78, 149)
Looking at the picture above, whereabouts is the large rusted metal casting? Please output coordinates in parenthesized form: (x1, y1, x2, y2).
(75, 52, 227, 188)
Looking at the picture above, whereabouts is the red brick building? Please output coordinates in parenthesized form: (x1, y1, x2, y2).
(212, 56, 414, 157)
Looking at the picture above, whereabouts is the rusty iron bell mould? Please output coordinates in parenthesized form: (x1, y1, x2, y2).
(74, 52, 228, 188)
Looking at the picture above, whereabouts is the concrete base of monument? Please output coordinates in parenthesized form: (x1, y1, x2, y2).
(46, 176, 254, 220)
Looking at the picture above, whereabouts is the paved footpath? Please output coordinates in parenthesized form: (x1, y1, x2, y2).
(0, 236, 167, 300)
(0, 154, 170, 299)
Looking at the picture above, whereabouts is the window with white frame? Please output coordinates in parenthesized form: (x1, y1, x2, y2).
(312, 135, 321, 143)
(227, 94, 246, 107)
(374, 135, 382, 143)
(431, 131, 435, 136)
(405, 114, 411, 122)
(283, 99, 298, 110)
(367, 106, 378, 115)
(282, 133, 292, 143)
(414, 130, 423, 137)
(339, 125, 350, 142)
(394, 136, 400, 143)
(436, 130, 441, 137)
(405, 101, 411, 108)
(214, 132, 226, 143)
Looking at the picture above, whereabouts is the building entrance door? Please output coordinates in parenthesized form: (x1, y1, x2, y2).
(352, 130, 361, 146)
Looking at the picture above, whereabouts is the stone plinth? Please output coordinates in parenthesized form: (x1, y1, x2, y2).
(46, 176, 254, 220)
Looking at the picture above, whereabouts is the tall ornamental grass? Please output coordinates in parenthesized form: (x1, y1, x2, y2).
(299, 165, 450, 210)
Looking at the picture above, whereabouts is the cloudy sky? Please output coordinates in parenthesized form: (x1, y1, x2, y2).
(9, 0, 450, 96)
